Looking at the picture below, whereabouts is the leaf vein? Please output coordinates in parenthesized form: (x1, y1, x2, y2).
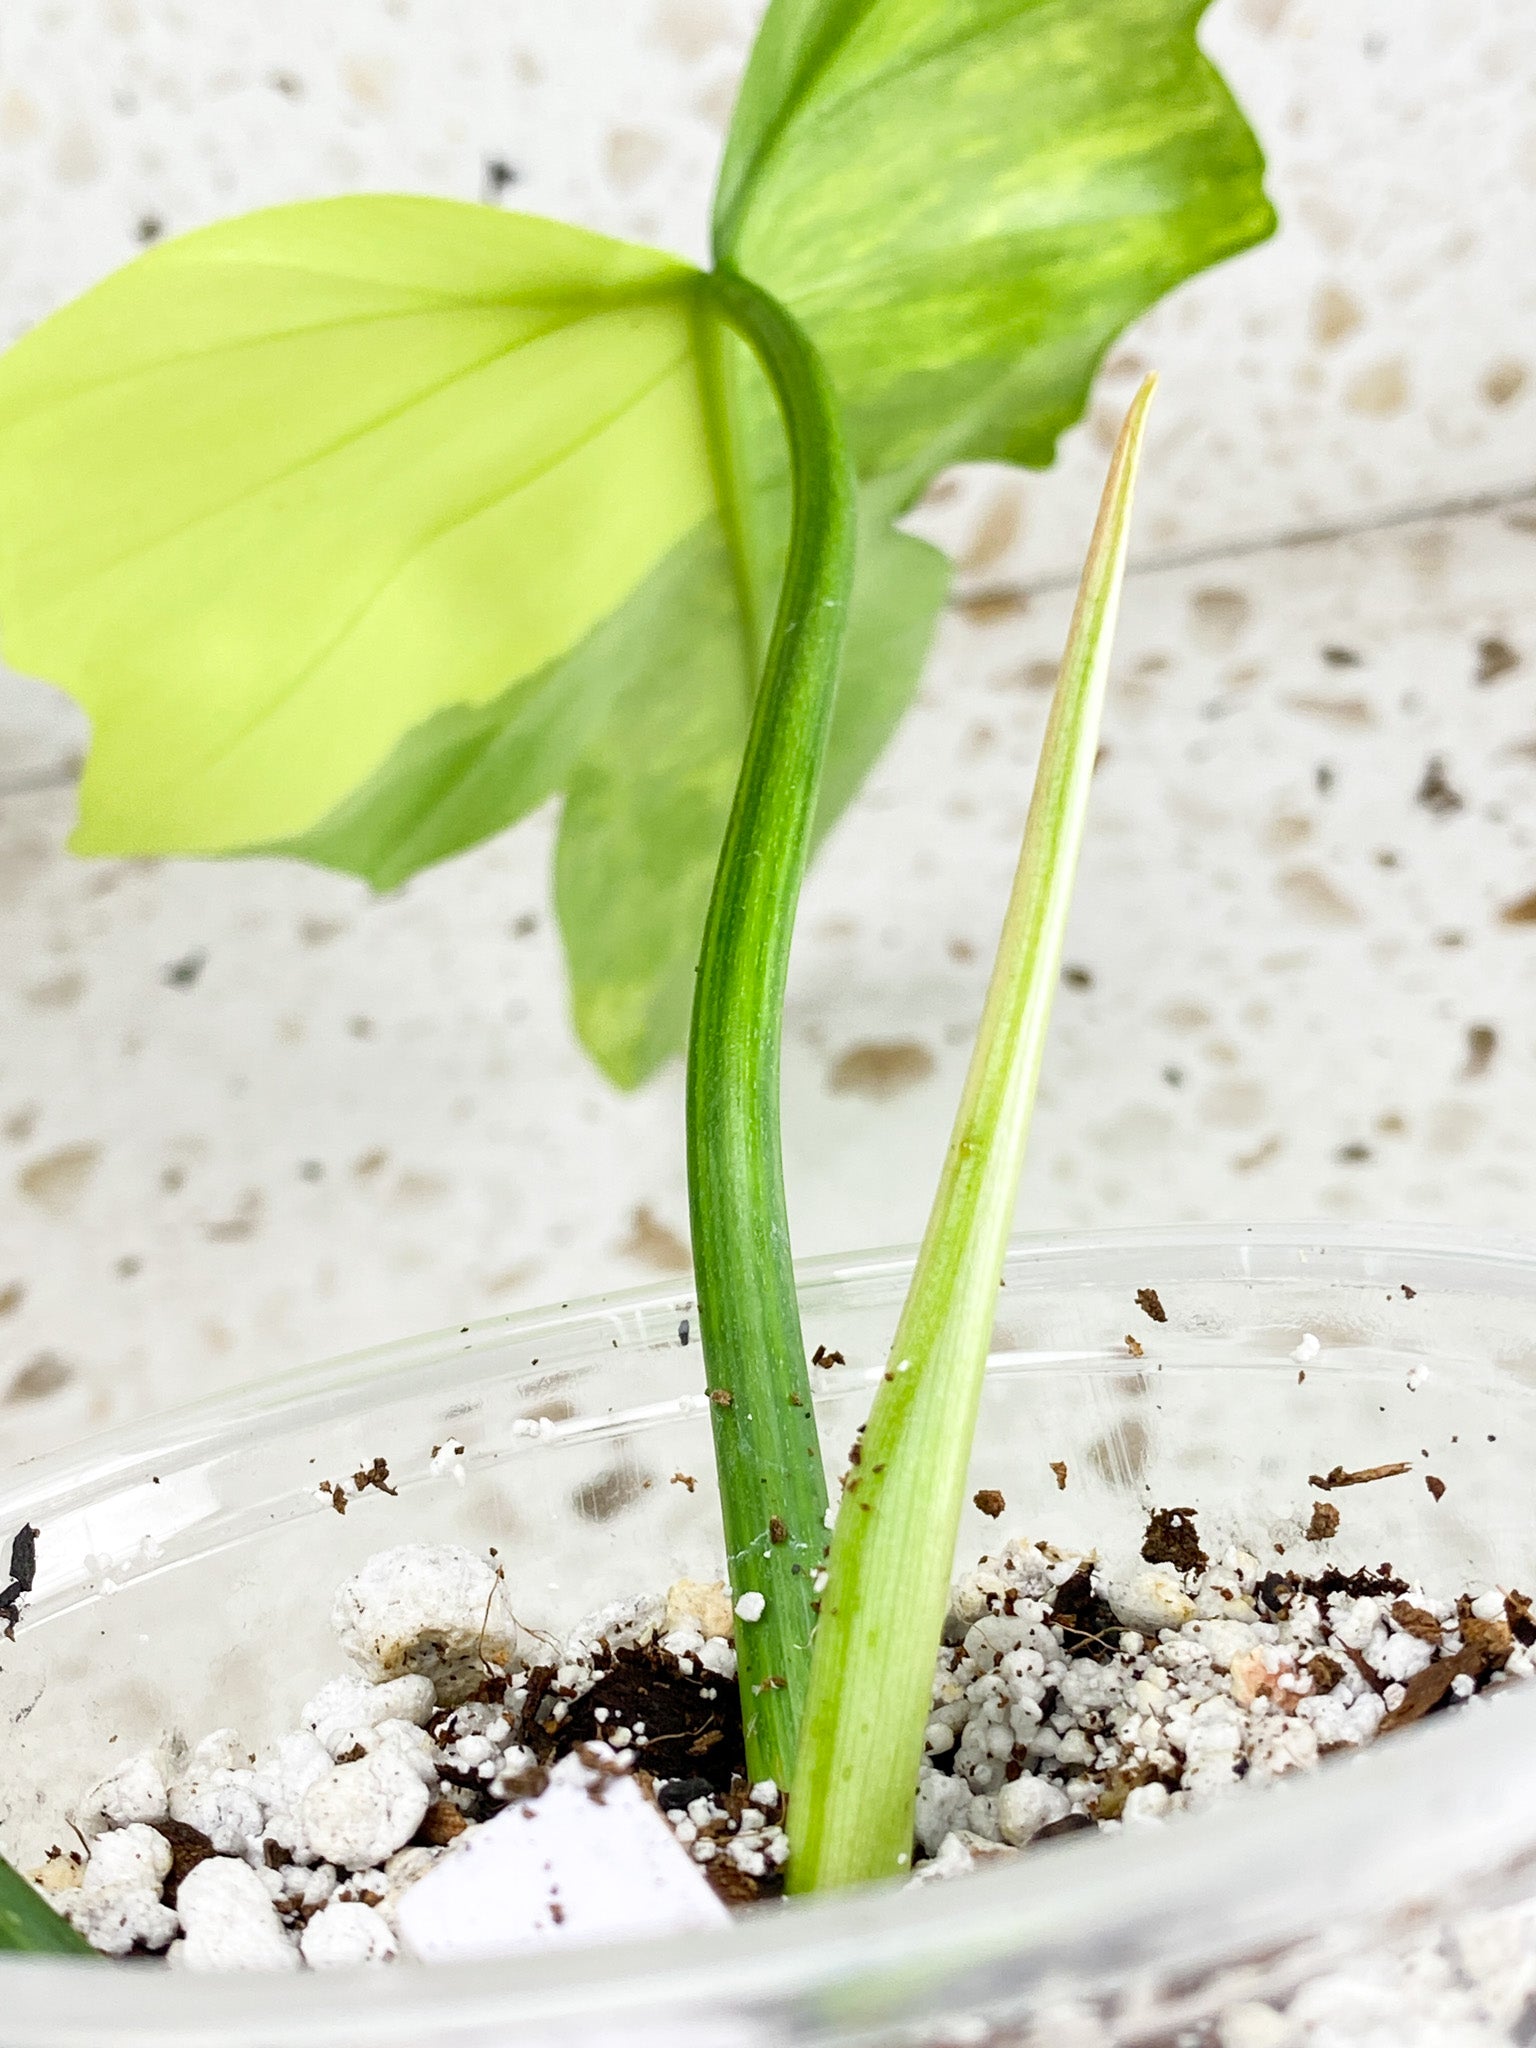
(190, 348, 690, 788)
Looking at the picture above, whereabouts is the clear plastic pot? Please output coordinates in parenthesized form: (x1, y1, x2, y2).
(3, 1224, 1536, 2047)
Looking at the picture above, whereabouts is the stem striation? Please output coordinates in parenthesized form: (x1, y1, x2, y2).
(787, 379, 1157, 1889)
(685, 268, 856, 1791)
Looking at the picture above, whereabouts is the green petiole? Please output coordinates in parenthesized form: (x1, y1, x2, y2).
(686, 267, 855, 1792)
(786, 378, 1157, 1890)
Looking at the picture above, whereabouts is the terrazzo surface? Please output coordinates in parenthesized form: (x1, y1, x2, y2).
(0, 0, 1534, 1466)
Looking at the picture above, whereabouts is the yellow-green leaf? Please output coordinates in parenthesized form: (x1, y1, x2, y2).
(789, 379, 1157, 1890)
(0, 198, 709, 852)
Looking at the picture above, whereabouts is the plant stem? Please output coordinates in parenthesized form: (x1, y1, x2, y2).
(787, 379, 1156, 1890)
(686, 267, 855, 1792)
(0, 1858, 95, 1955)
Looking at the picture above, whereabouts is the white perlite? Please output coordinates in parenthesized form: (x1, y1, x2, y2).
(331, 1545, 516, 1705)
(173, 1857, 298, 1973)
(912, 1536, 1534, 1863)
(79, 1752, 169, 1831)
(59, 1826, 178, 1956)
(300, 1750, 431, 1870)
(60, 1882, 178, 1958)
(78, 1822, 172, 1892)
(302, 1672, 436, 1757)
(300, 1900, 398, 1969)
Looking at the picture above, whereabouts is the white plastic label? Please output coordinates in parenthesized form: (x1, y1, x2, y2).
(396, 1756, 728, 1964)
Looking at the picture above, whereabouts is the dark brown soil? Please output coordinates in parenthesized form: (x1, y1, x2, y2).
(522, 1644, 744, 1798)
(1142, 1507, 1207, 1575)
(1256, 1563, 1408, 1618)
(150, 1819, 216, 1905)
(1047, 1566, 1125, 1663)
(1135, 1287, 1167, 1323)
(511, 1641, 783, 1904)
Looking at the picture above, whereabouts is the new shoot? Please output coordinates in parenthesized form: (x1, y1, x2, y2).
(787, 379, 1157, 1891)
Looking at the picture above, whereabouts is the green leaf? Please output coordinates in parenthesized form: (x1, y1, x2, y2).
(552, 489, 947, 1087)
(717, 0, 1275, 482)
(0, 1856, 96, 1956)
(787, 380, 1155, 1891)
(0, 1, 1271, 1086)
(555, 520, 748, 1089)
(0, 198, 710, 853)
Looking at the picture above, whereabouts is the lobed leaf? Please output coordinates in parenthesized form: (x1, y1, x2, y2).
(0, 3, 1272, 1086)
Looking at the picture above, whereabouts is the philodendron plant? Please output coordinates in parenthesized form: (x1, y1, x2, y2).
(0, 0, 1271, 1938)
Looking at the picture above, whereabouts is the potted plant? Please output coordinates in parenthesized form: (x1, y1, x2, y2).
(10, 0, 1518, 2025)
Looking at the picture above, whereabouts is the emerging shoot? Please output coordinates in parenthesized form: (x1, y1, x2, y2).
(787, 380, 1157, 1891)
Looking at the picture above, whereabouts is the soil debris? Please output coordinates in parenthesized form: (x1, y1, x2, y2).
(973, 1490, 1006, 1520)
(670, 1472, 696, 1492)
(1134, 1287, 1167, 1324)
(415, 1800, 469, 1847)
(1308, 1653, 1344, 1693)
(1379, 1644, 1488, 1731)
(810, 1345, 845, 1369)
(1049, 1461, 1068, 1492)
(1308, 1462, 1413, 1490)
(1124, 1333, 1145, 1359)
(1306, 1502, 1341, 1542)
(1141, 1507, 1207, 1575)
(919, 1538, 1532, 1881)
(1045, 1565, 1124, 1664)
(1391, 1600, 1444, 1643)
(352, 1457, 397, 1500)
(1426, 1474, 1446, 1502)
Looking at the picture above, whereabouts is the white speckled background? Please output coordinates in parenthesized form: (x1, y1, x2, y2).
(0, 0, 1533, 1465)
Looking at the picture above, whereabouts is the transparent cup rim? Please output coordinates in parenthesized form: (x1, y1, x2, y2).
(5, 1220, 1536, 2046)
